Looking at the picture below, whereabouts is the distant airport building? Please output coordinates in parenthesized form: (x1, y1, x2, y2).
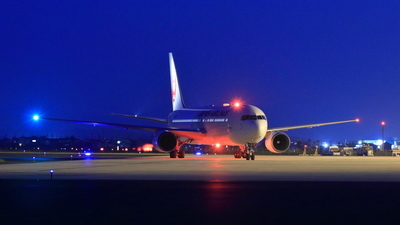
(357, 139, 394, 150)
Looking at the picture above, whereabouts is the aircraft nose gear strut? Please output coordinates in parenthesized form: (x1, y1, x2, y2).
(245, 143, 256, 160)
(234, 143, 256, 160)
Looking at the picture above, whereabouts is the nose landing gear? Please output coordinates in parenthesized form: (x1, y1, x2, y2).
(234, 143, 256, 160)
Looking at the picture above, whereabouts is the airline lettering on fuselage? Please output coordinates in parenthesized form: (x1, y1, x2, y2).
(197, 110, 230, 118)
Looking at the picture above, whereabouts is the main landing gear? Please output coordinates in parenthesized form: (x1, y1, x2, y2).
(170, 139, 190, 158)
(170, 150, 185, 158)
(234, 143, 255, 160)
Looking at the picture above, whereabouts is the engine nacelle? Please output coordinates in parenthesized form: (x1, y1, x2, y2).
(152, 131, 178, 153)
(265, 132, 291, 153)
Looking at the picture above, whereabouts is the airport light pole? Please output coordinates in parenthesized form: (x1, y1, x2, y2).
(381, 121, 385, 152)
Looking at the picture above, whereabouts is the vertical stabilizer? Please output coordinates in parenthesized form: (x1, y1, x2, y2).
(169, 53, 186, 110)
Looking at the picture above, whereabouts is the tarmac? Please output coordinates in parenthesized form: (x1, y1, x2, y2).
(2, 153, 400, 224)
(2, 154, 400, 181)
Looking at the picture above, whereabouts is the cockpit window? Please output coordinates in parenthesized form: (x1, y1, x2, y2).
(241, 115, 266, 120)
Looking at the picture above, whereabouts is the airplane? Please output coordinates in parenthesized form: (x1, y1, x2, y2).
(36, 53, 359, 160)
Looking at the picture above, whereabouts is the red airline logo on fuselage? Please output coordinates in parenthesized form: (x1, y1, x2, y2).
(171, 79, 176, 103)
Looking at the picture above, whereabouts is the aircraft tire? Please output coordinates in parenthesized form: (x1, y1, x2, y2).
(246, 154, 250, 160)
(251, 154, 255, 160)
(178, 150, 185, 158)
(170, 150, 177, 158)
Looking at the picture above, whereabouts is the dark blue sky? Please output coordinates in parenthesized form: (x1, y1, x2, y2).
(1, 1, 400, 143)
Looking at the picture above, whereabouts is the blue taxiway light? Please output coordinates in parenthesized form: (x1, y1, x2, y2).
(33, 115, 40, 121)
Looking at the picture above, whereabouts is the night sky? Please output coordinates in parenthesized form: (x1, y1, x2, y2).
(1, 1, 400, 143)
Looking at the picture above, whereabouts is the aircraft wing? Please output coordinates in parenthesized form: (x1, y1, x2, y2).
(267, 119, 359, 132)
(42, 117, 206, 139)
(111, 113, 168, 123)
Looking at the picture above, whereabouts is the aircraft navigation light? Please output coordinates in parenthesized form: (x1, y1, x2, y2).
(234, 102, 240, 107)
(33, 114, 40, 121)
(356, 118, 360, 122)
(381, 121, 385, 126)
(215, 143, 221, 148)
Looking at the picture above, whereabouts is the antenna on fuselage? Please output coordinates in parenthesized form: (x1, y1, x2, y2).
(169, 52, 186, 111)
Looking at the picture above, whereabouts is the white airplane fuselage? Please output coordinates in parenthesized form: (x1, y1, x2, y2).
(168, 104, 268, 146)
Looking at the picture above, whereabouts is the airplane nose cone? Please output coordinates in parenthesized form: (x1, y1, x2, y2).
(234, 120, 267, 144)
(251, 120, 268, 142)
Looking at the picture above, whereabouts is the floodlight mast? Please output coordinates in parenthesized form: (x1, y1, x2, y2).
(381, 121, 385, 151)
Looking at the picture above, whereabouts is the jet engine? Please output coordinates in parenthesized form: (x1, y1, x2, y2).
(265, 132, 291, 153)
(152, 131, 177, 152)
